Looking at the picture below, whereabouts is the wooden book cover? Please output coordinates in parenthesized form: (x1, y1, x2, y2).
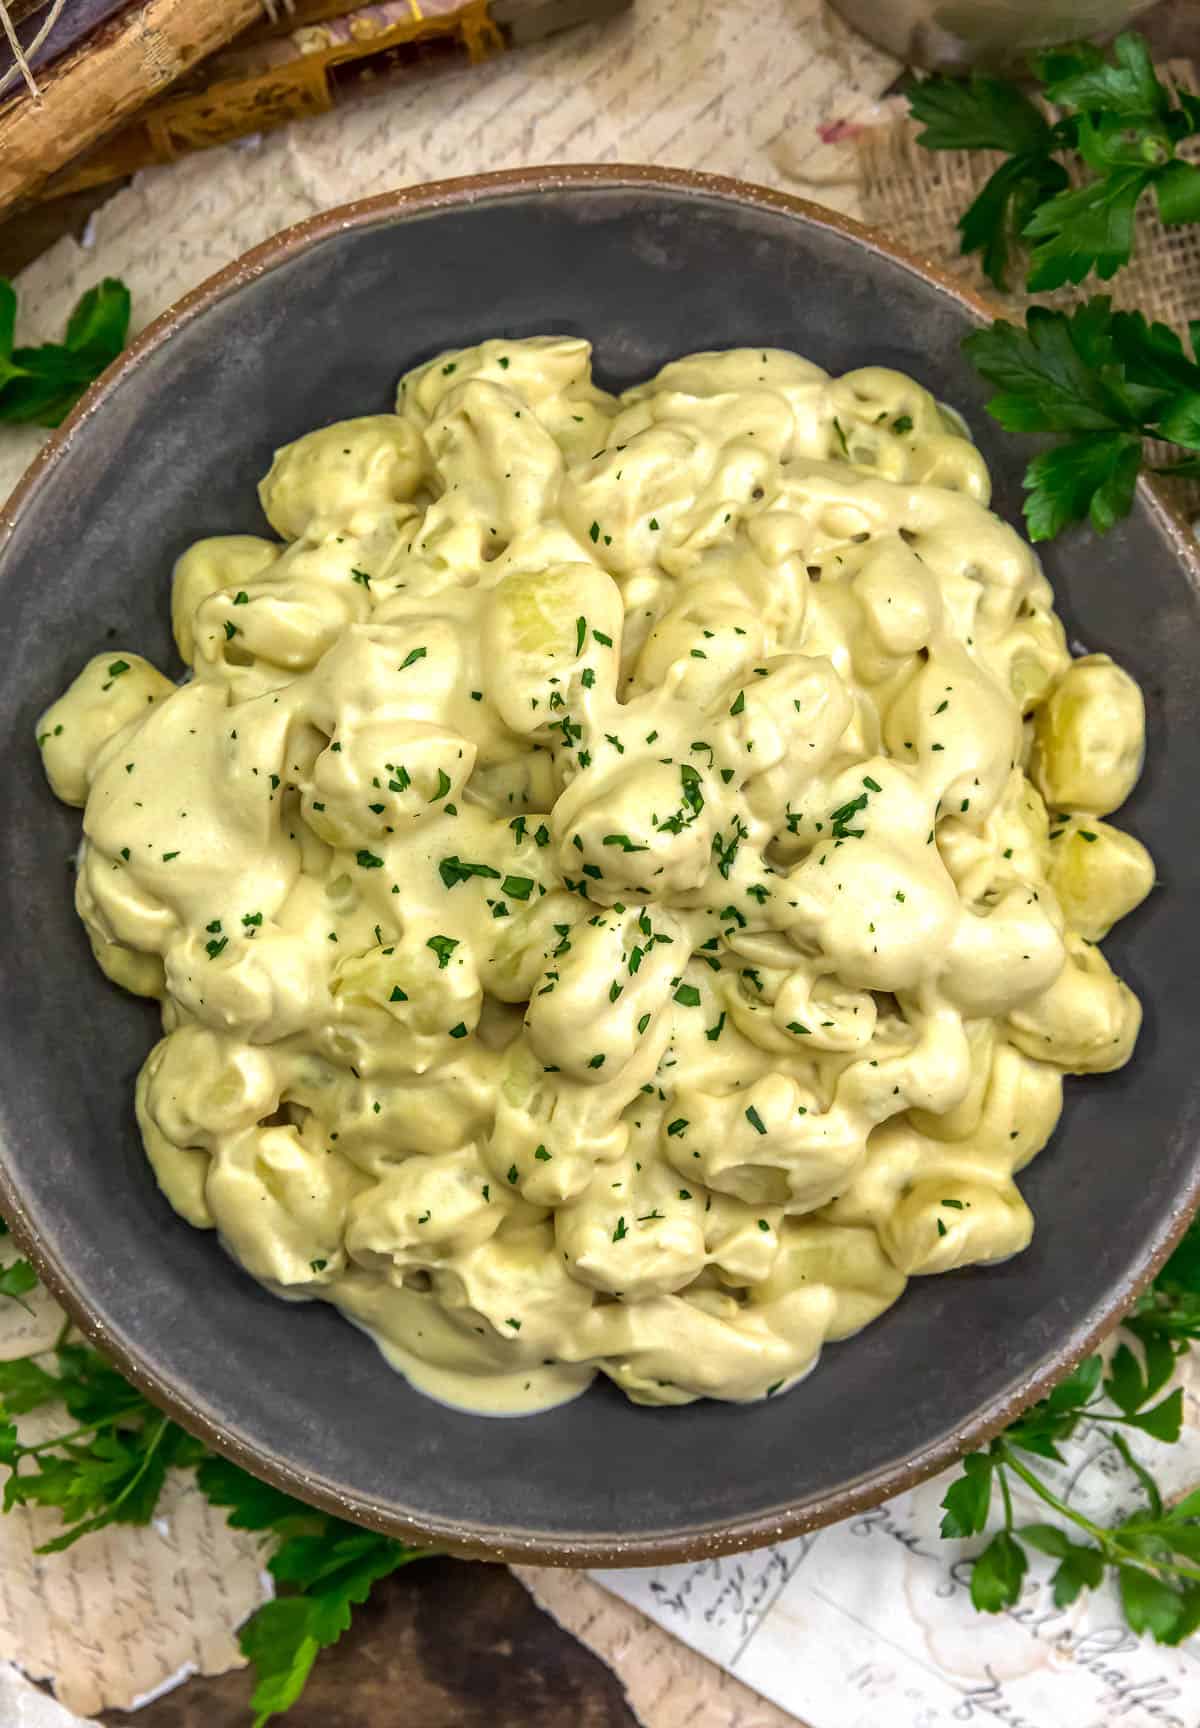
(3, 0, 631, 217)
(0, 0, 266, 216)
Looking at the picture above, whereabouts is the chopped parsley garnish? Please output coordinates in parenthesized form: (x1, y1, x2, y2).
(399, 646, 427, 671)
(612, 1217, 628, 1242)
(502, 874, 534, 900)
(389, 986, 408, 1002)
(745, 1105, 767, 1135)
(356, 849, 384, 869)
(427, 935, 459, 969)
(830, 792, 869, 838)
(673, 984, 701, 1007)
(448, 1022, 469, 1039)
(439, 855, 502, 889)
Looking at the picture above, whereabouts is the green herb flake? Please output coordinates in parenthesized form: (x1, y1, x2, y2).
(427, 935, 459, 969)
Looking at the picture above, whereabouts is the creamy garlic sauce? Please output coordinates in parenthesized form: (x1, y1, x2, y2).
(38, 338, 1152, 1415)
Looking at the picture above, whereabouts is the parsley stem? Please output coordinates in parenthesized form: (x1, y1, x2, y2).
(14, 1415, 131, 1455)
(99, 1412, 170, 1516)
(996, 1444, 1109, 1544)
(999, 1442, 1200, 1585)
(997, 1463, 1014, 1534)
(1103, 1423, 1162, 1519)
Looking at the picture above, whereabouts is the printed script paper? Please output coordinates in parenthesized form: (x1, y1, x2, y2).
(0, 0, 898, 505)
(583, 1356, 1200, 1728)
(0, 1249, 270, 1720)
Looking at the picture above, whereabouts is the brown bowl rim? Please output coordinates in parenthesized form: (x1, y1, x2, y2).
(2, 162, 1198, 1569)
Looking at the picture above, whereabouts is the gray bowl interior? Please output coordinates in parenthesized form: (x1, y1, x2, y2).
(0, 178, 1197, 1559)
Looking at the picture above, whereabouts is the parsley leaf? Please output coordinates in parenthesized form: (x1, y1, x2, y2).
(0, 277, 131, 426)
(0, 1259, 37, 1311)
(1023, 167, 1151, 291)
(1024, 430, 1143, 538)
(909, 73, 1054, 155)
(198, 1457, 429, 1725)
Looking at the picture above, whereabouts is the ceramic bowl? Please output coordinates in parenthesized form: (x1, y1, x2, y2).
(0, 167, 1196, 1565)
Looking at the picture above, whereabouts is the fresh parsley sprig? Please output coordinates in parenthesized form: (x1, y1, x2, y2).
(0, 1334, 209, 1554)
(964, 296, 1200, 538)
(909, 33, 1200, 291)
(942, 1218, 1200, 1641)
(0, 276, 130, 427)
(0, 1314, 432, 1724)
(198, 1457, 429, 1726)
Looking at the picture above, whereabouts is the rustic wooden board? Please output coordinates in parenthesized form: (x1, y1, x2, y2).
(95, 1560, 640, 1728)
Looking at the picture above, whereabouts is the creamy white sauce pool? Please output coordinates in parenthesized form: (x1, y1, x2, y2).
(38, 337, 1152, 1414)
